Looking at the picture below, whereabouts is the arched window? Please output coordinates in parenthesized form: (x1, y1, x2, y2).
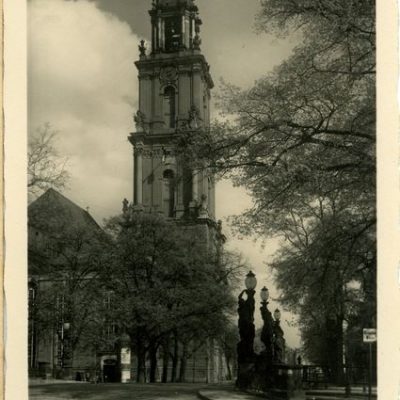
(163, 169, 175, 218)
(163, 86, 176, 128)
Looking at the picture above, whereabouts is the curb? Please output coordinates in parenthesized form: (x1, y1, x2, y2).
(197, 389, 265, 400)
(29, 379, 89, 386)
(305, 391, 377, 400)
(306, 397, 373, 400)
(198, 390, 375, 400)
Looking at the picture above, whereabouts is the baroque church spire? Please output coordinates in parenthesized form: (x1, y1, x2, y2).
(128, 0, 215, 220)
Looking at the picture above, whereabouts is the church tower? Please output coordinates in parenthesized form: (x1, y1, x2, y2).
(129, 0, 216, 222)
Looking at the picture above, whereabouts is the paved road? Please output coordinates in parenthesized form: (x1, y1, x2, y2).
(29, 382, 222, 400)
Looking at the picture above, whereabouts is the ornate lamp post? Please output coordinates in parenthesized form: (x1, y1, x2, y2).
(237, 271, 257, 363)
(273, 308, 286, 364)
(245, 271, 257, 291)
(237, 271, 257, 388)
(260, 287, 274, 363)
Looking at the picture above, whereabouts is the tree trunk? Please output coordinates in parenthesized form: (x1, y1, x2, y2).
(178, 343, 188, 382)
(326, 316, 343, 385)
(149, 340, 158, 383)
(225, 355, 232, 381)
(136, 335, 146, 383)
(161, 336, 170, 383)
(170, 332, 179, 382)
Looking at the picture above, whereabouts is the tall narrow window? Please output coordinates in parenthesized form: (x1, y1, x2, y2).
(165, 17, 181, 51)
(163, 169, 175, 218)
(163, 86, 176, 128)
(103, 291, 116, 351)
(28, 281, 37, 369)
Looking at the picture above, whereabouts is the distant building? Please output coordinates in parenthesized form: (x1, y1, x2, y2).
(28, 188, 108, 380)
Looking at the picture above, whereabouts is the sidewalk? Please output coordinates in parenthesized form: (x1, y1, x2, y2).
(306, 385, 377, 399)
(198, 386, 377, 400)
(198, 388, 262, 400)
(29, 377, 87, 386)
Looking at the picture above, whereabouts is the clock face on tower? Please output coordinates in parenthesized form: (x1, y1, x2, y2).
(160, 66, 177, 84)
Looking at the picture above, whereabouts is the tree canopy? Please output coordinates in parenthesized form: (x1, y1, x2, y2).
(28, 123, 70, 196)
(176, 0, 375, 380)
(103, 211, 240, 382)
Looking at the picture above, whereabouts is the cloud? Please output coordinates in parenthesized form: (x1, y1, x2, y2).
(28, 0, 139, 221)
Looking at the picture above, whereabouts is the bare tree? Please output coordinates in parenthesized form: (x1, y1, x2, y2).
(28, 123, 69, 195)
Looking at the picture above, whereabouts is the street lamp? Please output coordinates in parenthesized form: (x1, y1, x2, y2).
(260, 286, 269, 303)
(260, 286, 274, 362)
(236, 271, 258, 388)
(245, 271, 257, 291)
(237, 271, 257, 363)
(274, 309, 281, 322)
(273, 308, 286, 364)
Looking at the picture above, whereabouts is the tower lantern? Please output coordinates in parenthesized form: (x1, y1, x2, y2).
(129, 0, 215, 221)
(150, 0, 200, 53)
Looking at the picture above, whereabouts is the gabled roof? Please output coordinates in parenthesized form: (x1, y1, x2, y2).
(28, 188, 102, 234)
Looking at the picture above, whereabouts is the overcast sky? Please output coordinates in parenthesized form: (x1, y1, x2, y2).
(28, 0, 300, 347)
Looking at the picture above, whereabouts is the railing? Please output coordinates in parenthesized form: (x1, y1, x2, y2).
(301, 365, 376, 389)
(302, 365, 330, 388)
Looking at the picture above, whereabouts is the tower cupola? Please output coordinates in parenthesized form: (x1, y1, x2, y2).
(150, 0, 202, 53)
